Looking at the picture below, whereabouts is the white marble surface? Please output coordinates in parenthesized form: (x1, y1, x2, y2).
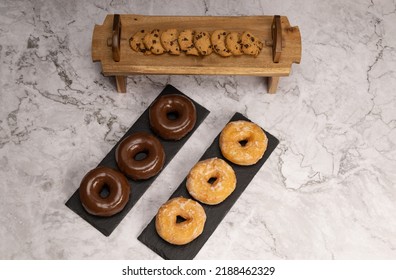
(1, 0, 396, 259)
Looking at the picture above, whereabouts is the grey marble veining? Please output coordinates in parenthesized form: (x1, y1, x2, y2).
(0, 0, 395, 259)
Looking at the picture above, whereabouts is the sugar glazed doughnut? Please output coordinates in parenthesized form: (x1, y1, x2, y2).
(79, 166, 130, 217)
(187, 158, 236, 205)
(116, 132, 165, 180)
(155, 197, 206, 245)
(149, 94, 196, 140)
(219, 120, 268, 166)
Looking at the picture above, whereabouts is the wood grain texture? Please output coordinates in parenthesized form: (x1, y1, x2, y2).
(115, 75, 126, 93)
(268, 76, 280, 93)
(272, 15, 282, 63)
(92, 14, 301, 77)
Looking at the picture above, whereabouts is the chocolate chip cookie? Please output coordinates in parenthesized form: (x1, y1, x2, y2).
(194, 31, 213, 56)
(143, 29, 165, 55)
(178, 29, 199, 56)
(129, 29, 151, 54)
(211, 30, 232, 57)
(160, 29, 181, 55)
(241, 31, 263, 57)
(225, 32, 243, 56)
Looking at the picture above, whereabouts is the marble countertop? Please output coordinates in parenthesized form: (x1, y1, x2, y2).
(1, 0, 395, 259)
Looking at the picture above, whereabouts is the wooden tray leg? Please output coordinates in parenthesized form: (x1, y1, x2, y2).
(115, 76, 127, 93)
(267, 77, 280, 94)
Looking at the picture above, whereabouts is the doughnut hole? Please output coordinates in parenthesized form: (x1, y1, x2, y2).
(166, 111, 179, 120)
(176, 215, 187, 223)
(239, 139, 248, 147)
(99, 184, 111, 198)
(134, 149, 149, 161)
(207, 177, 217, 184)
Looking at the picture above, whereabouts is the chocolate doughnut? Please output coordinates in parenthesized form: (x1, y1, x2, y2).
(116, 132, 165, 180)
(149, 94, 197, 140)
(79, 166, 130, 217)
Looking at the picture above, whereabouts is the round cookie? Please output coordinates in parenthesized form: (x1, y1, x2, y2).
(178, 29, 199, 56)
(241, 31, 263, 57)
(194, 31, 213, 56)
(225, 32, 243, 56)
(143, 29, 165, 55)
(160, 29, 180, 55)
(211, 30, 232, 57)
(129, 29, 151, 55)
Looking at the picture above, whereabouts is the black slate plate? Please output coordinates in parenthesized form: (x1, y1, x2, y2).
(138, 112, 279, 259)
(65, 85, 210, 236)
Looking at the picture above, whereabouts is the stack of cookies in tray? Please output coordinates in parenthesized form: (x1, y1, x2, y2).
(129, 29, 263, 57)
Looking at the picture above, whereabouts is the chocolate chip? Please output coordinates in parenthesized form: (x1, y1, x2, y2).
(154, 34, 158, 37)
(141, 30, 144, 33)
(251, 37, 255, 42)
(152, 40, 156, 43)
(247, 34, 251, 37)
(218, 35, 220, 39)
(223, 32, 226, 35)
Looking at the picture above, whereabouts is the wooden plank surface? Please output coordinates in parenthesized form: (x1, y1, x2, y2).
(92, 14, 301, 77)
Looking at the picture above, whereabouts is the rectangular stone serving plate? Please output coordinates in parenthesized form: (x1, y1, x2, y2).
(138, 112, 279, 259)
(65, 84, 210, 236)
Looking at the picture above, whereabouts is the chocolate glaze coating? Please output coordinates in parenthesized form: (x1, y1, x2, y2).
(79, 166, 130, 217)
(149, 94, 197, 140)
(115, 132, 165, 180)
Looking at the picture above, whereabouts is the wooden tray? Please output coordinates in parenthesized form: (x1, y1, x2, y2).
(92, 14, 301, 93)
